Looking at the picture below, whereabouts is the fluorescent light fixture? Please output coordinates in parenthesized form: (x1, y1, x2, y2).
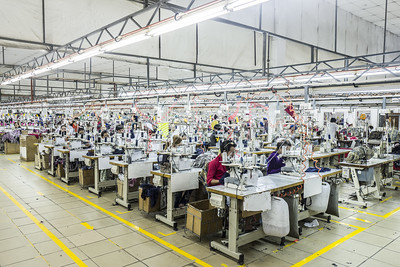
(101, 33, 150, 51)
(147, 4, 228, 36)
(226, 0, 270, 11)
(71, 47, 103, 62)
(49, 60, 71, 70)
(147, 0, 271, 37)
(2, 0, 271, 86)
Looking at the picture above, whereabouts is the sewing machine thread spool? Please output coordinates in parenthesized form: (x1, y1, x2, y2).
(222, 152, 228, 162)
(260, 155, 266, 164)
(252, 154, 257, 165)
(189, 137, 192, 143)
(195, 136, 198, 142)
(135, 139, 139, 147)
(104, 137, 107, 142)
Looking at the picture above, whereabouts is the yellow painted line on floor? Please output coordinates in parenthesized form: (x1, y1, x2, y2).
(291, 227, 365, 267)
(221, 264, 228, 267)
(13, 160, 213, 267)
(331, 220, 362, 229)
(0, 184, 87, 267)
(116, 210, 133, 214)
(380, 196, 392, 203)
(383, 206, 400, 218)
(348, 217, 372, 223)
(0, 168, 7, 171)
(273, 240, 297, 253)
(339, 206, 384, 217)
(86, 196, 96, 199)
(158, 231, 176, 237)
(81, 222, 94, 230)
(37, 192, 44, 196)
(8, 159, 16, 163)
(293, 205, 400, 267)
(107, 238, 122, 249)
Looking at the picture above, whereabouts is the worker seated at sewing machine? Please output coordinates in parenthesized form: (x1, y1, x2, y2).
(266, 140, 291, 174)
(207, 140, 237, 186)
(209, 123, 222, 147)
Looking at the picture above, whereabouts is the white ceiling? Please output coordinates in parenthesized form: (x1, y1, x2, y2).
(335, 0, 400, 35)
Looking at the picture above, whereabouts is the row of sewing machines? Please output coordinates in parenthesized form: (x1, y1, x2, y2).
(29, 118, 400, 265)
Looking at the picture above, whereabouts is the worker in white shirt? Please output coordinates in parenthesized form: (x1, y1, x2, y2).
(326, 118, 339, 141)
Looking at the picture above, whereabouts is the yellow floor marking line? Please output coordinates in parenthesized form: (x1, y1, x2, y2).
(383, 206, 400, 218)
(330, 220, 362, 229)
(158, 231, 176, 237)
(291, 226, 365, 267)
(348, 217, 372, 223)
(107, 238, 123, 249)
(0, 184, 87, 267)
(81, 222, 94, 230)
(293, 205, 400, 267)
(13, 160, 213, 267)
(380, 196, 392, 203)
(116, 210, 133, 214)
(273, 240, 297, 253)
(4, 209, 51, 266)
(37, 192, 44, 196)
(339, 206, 384, 217)
(86, 196, 96, 199)
(221, 264, 228, 267)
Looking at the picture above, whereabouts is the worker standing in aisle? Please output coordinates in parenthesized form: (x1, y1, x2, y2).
(326, 117, 339, 141)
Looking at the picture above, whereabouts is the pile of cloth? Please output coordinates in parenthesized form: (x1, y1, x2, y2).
(1, 130, 21, 143)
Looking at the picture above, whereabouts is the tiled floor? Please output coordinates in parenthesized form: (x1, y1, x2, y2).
(1, 154, 400, 266)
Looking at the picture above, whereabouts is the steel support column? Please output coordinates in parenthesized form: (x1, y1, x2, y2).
(383, 0, 388, 63)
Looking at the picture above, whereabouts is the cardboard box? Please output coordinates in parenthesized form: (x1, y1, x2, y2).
(79, 168, 95, 187)
(20, 135, 37, 161)
(138, 187, 160, 213)
(56, 164, 65, 178)
(186, 199, 223, 237)
(4, 142, 20, 154)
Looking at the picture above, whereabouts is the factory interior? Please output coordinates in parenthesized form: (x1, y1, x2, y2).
(2, 0, 400, 266)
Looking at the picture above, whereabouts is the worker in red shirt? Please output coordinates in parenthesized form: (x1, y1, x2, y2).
(207, 140, 237, 186)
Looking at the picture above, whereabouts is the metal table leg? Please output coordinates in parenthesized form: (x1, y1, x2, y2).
(48, 148, 55, 176)
(88, 158, 101, 195)
(210, 197, 244, 264)
(61, 152, 70, 185)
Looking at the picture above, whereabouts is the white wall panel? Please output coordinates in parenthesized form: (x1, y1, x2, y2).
(344, 13, 358, 55)
(161, 25, 197, 63)
(198, 21, 257, 70)
(284, 40, 311, 66)
(300, 0, 319, 47)
(0, 0, 43, 43)
(222, 5, 260, 29)
(317, 0, 335, 50)
(261, 0, 276, 32)
(45, 0, 141, 45)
